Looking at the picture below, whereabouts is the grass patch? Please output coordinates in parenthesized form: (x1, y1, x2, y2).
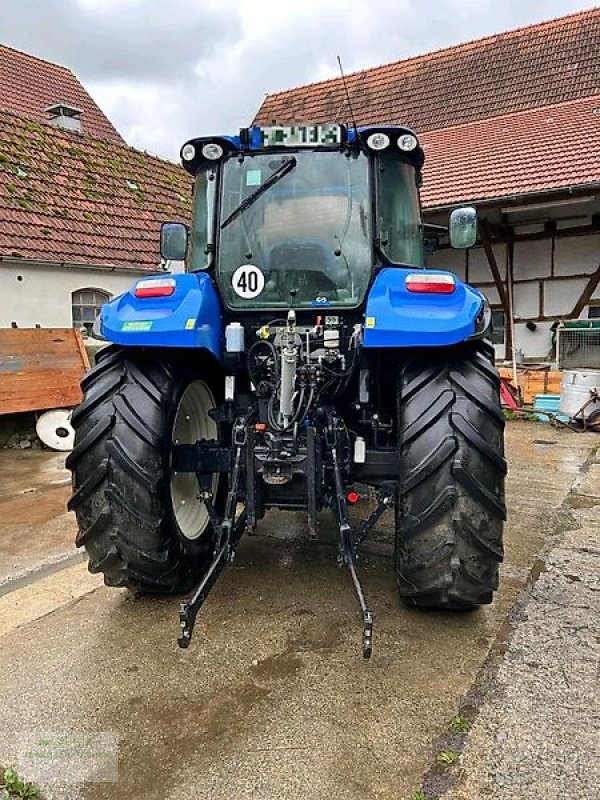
(448, 714, 470, 733)
(503, 409, 539, 422)
(1, 766, 41, 799)
(436, 750, 459, 766)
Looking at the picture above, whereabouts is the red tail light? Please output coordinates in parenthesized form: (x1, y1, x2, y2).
(406, 273, 456, 294)
(135, 278, 176, 298)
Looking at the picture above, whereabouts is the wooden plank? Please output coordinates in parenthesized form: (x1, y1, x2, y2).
(498, 367, 563, 405)
(0, 329, 81, 355)
(0, 328, 87, 415)
(72, 329, 91, 371)
(0, 372, 83, 412)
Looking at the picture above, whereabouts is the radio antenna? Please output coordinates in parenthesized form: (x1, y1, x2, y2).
(336, 55, 362, 144)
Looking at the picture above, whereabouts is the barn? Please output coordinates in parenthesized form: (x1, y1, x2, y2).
(254, 8, 600, 364)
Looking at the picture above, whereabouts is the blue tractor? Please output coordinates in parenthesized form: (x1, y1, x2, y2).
(67, 124, 506, 657)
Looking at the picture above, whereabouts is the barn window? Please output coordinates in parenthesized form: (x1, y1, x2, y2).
(490, 307, 506, 345)
(72, 289, 110, 335)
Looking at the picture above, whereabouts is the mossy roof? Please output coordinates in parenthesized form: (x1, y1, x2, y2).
(0, 110, 192, 270)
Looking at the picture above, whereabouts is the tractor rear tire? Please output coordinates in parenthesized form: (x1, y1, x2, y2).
(395, 341, 506, 608)
(66, 345, 220, 593)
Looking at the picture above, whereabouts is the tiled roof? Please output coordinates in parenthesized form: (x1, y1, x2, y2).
(0, 111, 191, 270)
(0, 44, 124, 145)
(419, 95, 600, 209)
(254, 8, 600, 132)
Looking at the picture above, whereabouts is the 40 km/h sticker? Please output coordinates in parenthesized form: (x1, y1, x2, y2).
(231, 264, 265, 299)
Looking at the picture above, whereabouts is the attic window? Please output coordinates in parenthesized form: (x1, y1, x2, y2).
(126, 180, 139, 191)
(15, 166, 27, 178)
(45, 103, 83, 133)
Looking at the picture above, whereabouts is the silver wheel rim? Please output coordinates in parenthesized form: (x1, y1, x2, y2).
(170, 380, 217, 540)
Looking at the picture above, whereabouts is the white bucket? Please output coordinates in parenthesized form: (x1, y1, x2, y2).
(559, 369, 600, 418)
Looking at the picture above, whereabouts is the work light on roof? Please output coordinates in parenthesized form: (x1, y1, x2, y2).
(181, 143, 196, 161)
(201, 142, 224, 160)
(366, 132, 390, 151)
(397, 134, 418, 152)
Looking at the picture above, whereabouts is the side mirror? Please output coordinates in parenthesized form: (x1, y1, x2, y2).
(449, 206, 477, 249)
(160, 222, 188, 261)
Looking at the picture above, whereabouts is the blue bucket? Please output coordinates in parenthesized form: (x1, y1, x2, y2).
(533, 394, 570, 423)
(533, 394, 561, 412)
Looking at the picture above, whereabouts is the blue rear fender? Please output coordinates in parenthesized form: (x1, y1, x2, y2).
(100, 272, 224, 361)
(363, 267, 485, 348)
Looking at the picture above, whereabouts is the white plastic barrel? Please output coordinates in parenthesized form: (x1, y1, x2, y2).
(559, 369, 600, 418)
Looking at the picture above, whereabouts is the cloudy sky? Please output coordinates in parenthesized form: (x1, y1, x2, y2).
(1, 0, 595, 160)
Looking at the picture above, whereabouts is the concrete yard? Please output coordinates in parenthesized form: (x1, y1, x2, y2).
(0, 422, 598, 799)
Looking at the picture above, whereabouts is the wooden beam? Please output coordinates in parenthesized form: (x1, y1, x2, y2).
(479, 219, 510, 314)
(427, 219, 600, 248)
(470, 273, 600, 286)
(506, 233, 516, 371)
(569, 264, 600, 319)
(73, 329, 91, 371)
(511, 220, 600, 244)
(438, 220, 600, 250)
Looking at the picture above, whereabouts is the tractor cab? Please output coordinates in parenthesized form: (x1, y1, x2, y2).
(162, 124, 473, 312)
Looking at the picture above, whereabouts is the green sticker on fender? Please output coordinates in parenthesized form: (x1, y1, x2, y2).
(121, 321, 153, 331)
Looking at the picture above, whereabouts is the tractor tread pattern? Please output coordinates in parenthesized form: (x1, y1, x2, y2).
(451, 411, 508, 473)
(453, 459, 507, 519)
(65, 416, 113, 470)
(402, 486, 457, 537)
(401, 389, 454, 447)
(395, 341, 506, 608)
(67, 345, 195, 593)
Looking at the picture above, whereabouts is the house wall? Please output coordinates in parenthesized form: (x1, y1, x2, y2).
(512, 234, 600, 360)
(0, 261, 147, 328)
(429, 232, 600, 361)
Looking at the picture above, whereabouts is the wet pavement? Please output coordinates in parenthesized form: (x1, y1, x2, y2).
(0, 423, 597, 800)
(445, 440, 600, 800)
(0, 451, 75, 586)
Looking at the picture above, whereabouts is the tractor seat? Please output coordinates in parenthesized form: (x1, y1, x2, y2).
(264, 240, 347, 303)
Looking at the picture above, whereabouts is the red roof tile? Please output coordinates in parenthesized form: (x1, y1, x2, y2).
(0, 44, 124, 145)
(254, 8, 600, 133)
(419, 95, 600, 208)
(0, 111, 191, 270)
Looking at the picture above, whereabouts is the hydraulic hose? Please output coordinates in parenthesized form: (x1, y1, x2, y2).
(268, 386, 307, 432)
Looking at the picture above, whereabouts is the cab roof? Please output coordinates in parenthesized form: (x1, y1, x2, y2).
(180, 124, 425, 175)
